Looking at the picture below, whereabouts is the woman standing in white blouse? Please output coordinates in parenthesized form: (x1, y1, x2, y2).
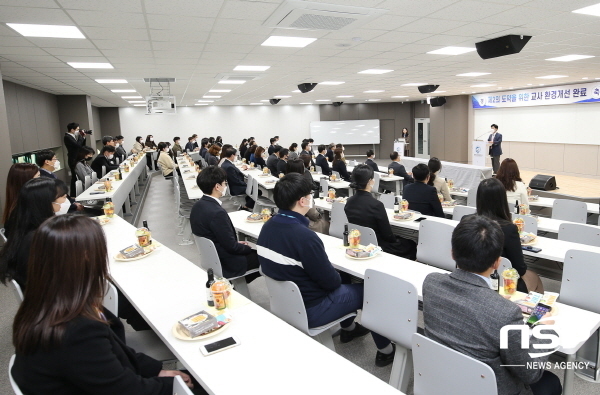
(495, 158, 529, 212)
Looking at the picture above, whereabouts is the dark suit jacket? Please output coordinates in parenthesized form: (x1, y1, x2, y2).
(266, 155, 278, 175)
(184, 142, 195, 152)
(365, 158, 379, 173)
(300, 150, 315, 166)
(267, 145, 276, 155)
(199, 147, 207, 158)
(402, 181, 444, 217)
(91, 155, 119, 178)
(326, 149, 334, 162)
(190, 195, 252, 278)
(207, 154, 219, 166)
(423, 270, 553, 395)
(488, 132, 503, 156)
(12, 309, 172, 395)
(388, 161, 414, 183)
(332, 160, 350, 182)
(221, 160, 247, 196)
(315, 154, 331, 176)
(276, 159, 287, 175)
(39, 168, 57, 179)
(63, 133, 86, 168)
(252, 156, 266, 169)
(116, 145, 127, 162)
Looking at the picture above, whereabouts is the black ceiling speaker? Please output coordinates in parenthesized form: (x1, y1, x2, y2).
(418, 85, 439, 94)
(475, 34, 532, 59)
(332, 102, 343, 107)
(269, 99, 281, 105)
(298, 83, 318, 93)
(430, 97, 446, 107)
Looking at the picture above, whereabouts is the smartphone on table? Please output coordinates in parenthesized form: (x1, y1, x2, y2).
(199, 336, 240, 356)
(526, 303, 552, 327)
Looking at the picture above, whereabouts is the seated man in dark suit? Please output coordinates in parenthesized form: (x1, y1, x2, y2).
(266, 145, 281, 175)
(267, 137, 277, 156)
(402, 163, 444, 217)
(388, 151, 414, 183)
(190, 165, 260, 281)
(91, 145, 119, 178)
(276, 148, 289, 176)
(365, 149, 379, 173)
(35, 149, 59, 179)
(423, 216, 561, 395)
(221, 147, 254, 209)
(315, 145, 331, 175)
(326, 143, 334, 162)
(300, 141, 315, 167)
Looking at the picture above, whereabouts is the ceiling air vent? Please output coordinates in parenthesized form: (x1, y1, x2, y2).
(263, 0, 387, 32)
(143, 78, 176, 83)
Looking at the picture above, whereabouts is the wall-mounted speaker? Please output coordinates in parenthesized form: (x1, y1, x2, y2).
(269, 99, 281, 105)
(430, 97, 446, 107)
(529, 174, 557, 191)
(418, 85, 439, 94)
(475, 34, 532, 60)
(332, 102, 343, 107)
(298, 83, 318, 93)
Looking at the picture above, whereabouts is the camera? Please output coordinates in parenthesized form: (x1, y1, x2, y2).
(81, 129, 93, 135)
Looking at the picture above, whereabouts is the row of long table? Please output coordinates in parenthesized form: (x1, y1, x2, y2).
(228, 210, 600, 395)
(104, 215, 402, 395)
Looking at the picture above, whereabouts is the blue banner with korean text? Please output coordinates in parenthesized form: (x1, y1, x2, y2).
(472, 82, 600, 109)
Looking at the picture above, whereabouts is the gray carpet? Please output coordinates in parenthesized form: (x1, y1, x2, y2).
(1, 173, 599, 394)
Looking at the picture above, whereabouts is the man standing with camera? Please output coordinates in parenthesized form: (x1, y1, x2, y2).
(64, 122, 89, 196)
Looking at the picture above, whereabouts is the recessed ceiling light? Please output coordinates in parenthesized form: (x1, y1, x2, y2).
(337, 95, 353, 98)
(209, 89, 231, 93)
(546, 54, 595, 62)
(203, 96, 221, 98)
(195, 103, 208, 106)
(292, 90, 301, 93)
(573, 3, 600, 16)
(128, 101, 145, 103)
(68, 62, 113, 69)
(122, 96, 142, 99)
(358, 69, 393, 74)
(133, 104, 146, 107)
(320, 81, 345, 85)
(111, 89, 136, 92)
(274, 95, 291, 98)
(198, 100, 214, 102)
(261, 36, 316, 48)
(218, 80, 246, 84)
(527, 84, 533, 86)
(96, 79, 128, 84)
(427, 46, 476, 55)
(536, 75, 568, 79)
(456, 72, 491, 77)
(315, 99, 331, 102)
(582, 77, 589, 80)
(6, 23, 85, 39)
(470, 84, 495, 87)
(401, 83, 427, 86)
(364, 90, 384, 93)
(391, 96, 409, 98)
(260, 100, 270, 102)
(250, 103, 264, 105)
(234, 65, 270, 71)
(300, 102, 312, 104)
(366, 99, 381, 101)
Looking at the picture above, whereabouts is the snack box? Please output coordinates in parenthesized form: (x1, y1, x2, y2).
(441, 200, 457, 207)
(528, 195, 539, 201)
(519, 232, 536, 244)
(247, 213, 263, 222)
(394, 212, 413, 220)
(346, 248, 373, 258)
(178, 310, 218, 338)
(119, 245, 145, 259)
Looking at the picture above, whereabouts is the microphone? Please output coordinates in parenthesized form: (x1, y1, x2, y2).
(475, 131, 491, 140)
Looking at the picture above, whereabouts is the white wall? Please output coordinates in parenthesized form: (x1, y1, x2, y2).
(118, 105, 320, 149)
(473, 102, 600, 145)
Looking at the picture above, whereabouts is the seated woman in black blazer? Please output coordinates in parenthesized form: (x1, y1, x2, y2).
(251, 146, 265, 168)
(0, 178, 64, 291)
(472, 178, 544, 293)
(344, 165, 417, 260)
(11, 215, 200, 394)
(331, 148, 351, 182)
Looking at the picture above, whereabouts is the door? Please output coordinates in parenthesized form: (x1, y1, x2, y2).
(415, 118, 430, 159)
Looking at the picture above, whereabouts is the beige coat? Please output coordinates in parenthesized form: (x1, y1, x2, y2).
(157, 151, 177, 176)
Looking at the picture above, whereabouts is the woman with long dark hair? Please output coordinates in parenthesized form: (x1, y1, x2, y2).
(427, 157, 451, 201)
(3, 163, 40, 224)
(11, 215, 195, 394)
(206, 144, 221, 166)
(331, 148, 350, 182)
(252, 146, 265, 168)
(496, 158, 529, 211)
(144, 135, 158, 171)
(344, 165, 417, 260)
(475, 178, 543, 293)
(0, 178, 64, 290)
(239, 138, 248, 158)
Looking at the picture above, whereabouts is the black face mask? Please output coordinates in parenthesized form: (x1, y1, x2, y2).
(85, 157, 93, 161)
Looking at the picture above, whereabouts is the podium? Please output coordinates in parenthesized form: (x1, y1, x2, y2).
(394, 139, 405, 156)
(472, 140, 486, 167)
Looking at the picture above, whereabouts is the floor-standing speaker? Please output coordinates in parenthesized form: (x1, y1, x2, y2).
(529, 174, 557, 191)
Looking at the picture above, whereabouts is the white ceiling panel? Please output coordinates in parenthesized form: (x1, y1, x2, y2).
(146, 14, 215, 31)
(219, 0, 280, 20)
(145, 0, 224, 17)
(93, 39, 152, 51)
(44, 48, 104, 56)
(428, 0, 515, 22)
(1, 0, 59, 7)
(81, 27, 149, 41)
(57, 0, 143, 13)
(66, 10, 147, 28)
(148, 29, 210, 43)
(0, 6, 72, 24)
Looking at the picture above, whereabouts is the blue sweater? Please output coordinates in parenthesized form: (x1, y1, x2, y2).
(257, 210, 341, 308)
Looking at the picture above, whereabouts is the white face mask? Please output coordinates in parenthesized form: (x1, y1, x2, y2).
(115, 143, 120, 148)
(149, 138, 154, 142)
(108, 154, 114, 160)
(303, 195, 313, 209)
(53, 160, 60, 170)
(219, 184, 228, 197)
(54, 199, 70, 216)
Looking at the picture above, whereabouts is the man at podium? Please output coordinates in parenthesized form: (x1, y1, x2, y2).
(487, 124, 502, 174)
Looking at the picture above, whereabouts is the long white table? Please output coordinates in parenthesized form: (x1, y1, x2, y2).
(229, 210, 600, 395)
(397, 157, 492, 190)
(104, 215, 402, 395)
(75, 153, 147, 214)
(346, 165, 404, 195)
(176, 156, 203, 200)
